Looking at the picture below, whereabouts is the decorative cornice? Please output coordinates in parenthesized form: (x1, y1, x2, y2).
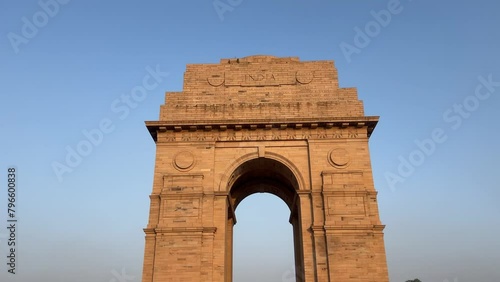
(321, 190, 378, 197)
(153, 227, 217, 234)
(146, 117, 378, 142)
(149, 194, 160, 200)
(143, 228, 156, 235)
(322, 225, 386, 232)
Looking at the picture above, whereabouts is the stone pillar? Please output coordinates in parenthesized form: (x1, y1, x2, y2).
(141, 229, 156, 282)
(297, 191, 316, 281)
(201, 227, 215, 282)
(225, 217, 234, 282)
(310, 190, 330, 282)
(290, 209, 304, 282)
(212, 193, 229, 281)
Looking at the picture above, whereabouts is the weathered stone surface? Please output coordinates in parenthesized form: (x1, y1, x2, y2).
(142, 55, 389, 282)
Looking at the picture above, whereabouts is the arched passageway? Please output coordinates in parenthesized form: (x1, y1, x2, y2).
(226, 158, 305, 282)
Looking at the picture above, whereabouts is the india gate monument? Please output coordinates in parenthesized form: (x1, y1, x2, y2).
(142, 55, 389, 281)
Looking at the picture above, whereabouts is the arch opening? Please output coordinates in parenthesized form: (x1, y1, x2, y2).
(226, 157, 304, 282)
(233, 193, 295, 282)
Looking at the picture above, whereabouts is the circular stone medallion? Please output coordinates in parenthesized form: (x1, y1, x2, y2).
(328, 148, 350, 168)
(207, 73, 225, 87)
(173, 151, 195, 171)
(295, 71, 313, 84)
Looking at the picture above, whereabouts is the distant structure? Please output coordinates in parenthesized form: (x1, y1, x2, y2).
(142, 55, 389, 282)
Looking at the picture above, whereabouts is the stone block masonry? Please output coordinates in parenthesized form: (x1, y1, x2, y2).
(141, 55, 389, 282)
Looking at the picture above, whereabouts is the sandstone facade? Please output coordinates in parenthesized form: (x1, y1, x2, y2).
(142, 55, 389, 282)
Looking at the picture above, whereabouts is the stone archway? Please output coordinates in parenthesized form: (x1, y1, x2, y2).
(225, 157, 304, 282)
(141, 55, 389, 282)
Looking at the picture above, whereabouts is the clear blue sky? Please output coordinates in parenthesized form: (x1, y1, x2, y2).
(1, 1, 499, 281)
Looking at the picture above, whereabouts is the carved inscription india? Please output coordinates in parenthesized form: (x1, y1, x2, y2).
(208, 70, 314, 87)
